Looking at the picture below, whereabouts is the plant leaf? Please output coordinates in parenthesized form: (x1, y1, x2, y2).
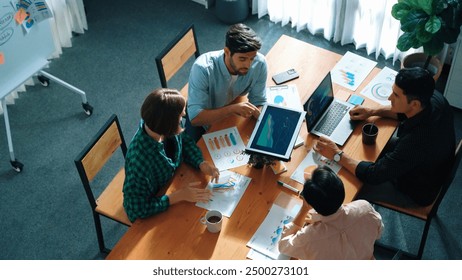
(397, 32, 420, 51)
(425, 15, 442, 33)
(417, 0, 434, 15)
(392, 2, 411, 20)
(401, 10, 428, 32)
(416, 25, 433, 42)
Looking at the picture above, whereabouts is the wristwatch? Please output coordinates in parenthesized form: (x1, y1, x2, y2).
(333, 151, 344, 162)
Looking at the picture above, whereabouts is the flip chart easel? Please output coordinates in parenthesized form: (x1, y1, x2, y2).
(0, 1, 93, 172)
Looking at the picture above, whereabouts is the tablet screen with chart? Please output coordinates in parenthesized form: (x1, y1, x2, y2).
(246, 104, 306, 161)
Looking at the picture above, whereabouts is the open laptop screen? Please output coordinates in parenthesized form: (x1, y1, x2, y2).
(246, 104, 306, 161)
(303, 72, 334, 131)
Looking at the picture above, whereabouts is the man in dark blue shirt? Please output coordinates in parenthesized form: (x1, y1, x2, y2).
(314, 67, 456, 207)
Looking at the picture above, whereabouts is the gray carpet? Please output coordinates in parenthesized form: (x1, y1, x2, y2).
(0, 0, 461, 260)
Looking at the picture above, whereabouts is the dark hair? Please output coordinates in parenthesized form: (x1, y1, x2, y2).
(225, 23, 262, 55)
(141, 88, 185, 137)
(301, 166, 345, 216)
(395, 67, 434, 108)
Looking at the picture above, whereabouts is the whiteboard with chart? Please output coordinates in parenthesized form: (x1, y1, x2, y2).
(0, 0, 55, 99)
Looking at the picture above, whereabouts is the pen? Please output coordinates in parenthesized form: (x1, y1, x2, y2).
(277, 181, 300, 195)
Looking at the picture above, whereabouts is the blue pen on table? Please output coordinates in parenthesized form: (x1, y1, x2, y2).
(277, 180, 300, 195)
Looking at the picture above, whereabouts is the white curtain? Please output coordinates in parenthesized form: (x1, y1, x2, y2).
(48, 0, 88, 58)
(253, 0, 449, 66)
(1, 0, 87, 114)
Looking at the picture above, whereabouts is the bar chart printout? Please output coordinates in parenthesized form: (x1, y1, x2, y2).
(331, 51, 377, 91)
(202, 126, 249, 171)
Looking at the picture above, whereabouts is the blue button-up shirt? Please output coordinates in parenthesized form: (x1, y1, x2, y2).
(187, 50, 268, 122)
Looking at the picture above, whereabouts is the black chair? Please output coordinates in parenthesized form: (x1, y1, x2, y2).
(374, 139, 462, 259)
(74, 114, 131, 254)
(155, 24, 200, 98)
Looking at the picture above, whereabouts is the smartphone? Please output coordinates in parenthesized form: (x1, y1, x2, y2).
(272, 69, 299, 85)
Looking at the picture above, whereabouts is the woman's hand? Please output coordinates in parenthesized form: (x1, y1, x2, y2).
(199, 161, 220, 183)
(169, 182, 212, 204)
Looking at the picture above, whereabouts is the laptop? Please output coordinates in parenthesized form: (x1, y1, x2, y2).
(246, 104, 306, 162)
(303, 72, 356, 146)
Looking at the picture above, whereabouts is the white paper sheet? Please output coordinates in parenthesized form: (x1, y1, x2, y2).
(202, 127, 249, 171)
(195, 171, 251, 218)
(246, 199, 301, 260)
(266, 84, 303, 111)
(331, 51, 377, 91)
(360, 67, 397, 105)
(290, 149, 341, 184)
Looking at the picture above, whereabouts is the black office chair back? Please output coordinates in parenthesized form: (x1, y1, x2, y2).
(155, 24, 200, 89)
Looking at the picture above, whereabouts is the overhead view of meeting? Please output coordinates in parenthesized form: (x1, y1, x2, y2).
(185, 23, 268, 142)
(122, 88, 220, 222)
(108, 32, 443, 261)
(4, 0, 462, 270)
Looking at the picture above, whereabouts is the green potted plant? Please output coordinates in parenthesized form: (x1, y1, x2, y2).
(392, 0, 462, 80)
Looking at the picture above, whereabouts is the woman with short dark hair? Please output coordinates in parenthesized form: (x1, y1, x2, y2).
(123, 88, 219, 223)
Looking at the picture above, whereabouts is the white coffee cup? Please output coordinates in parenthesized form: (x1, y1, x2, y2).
(200, 210, 223, 233)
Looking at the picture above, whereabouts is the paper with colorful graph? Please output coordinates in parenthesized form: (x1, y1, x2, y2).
(360, 66, 397, 105)
(202, 126, 249, 171)
(331, 51, 377, 91)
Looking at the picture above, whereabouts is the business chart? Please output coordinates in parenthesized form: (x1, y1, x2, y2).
(202, 126, 249, 171)
(331, 51, 377, 91)
(195, 170, 251, 217)
(360, 67, 397, 105)
(246, 193, 302, 260)
(266, 84, 303, 111)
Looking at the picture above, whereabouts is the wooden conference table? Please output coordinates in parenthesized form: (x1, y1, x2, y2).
(106, 35, 397, 260)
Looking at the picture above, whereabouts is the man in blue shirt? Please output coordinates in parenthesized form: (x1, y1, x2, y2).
(185, 23, 268, 141)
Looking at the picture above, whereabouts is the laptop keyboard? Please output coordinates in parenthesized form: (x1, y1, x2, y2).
(314, 102, 349, 136)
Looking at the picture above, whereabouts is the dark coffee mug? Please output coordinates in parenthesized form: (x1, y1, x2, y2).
(362, 123, 378, 145)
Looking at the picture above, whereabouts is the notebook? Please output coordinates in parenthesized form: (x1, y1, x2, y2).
(245, 104, 306, 162)
(303, 72, 356, 146)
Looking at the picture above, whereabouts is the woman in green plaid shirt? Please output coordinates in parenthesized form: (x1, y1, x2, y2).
(123, 88, 219, 222)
